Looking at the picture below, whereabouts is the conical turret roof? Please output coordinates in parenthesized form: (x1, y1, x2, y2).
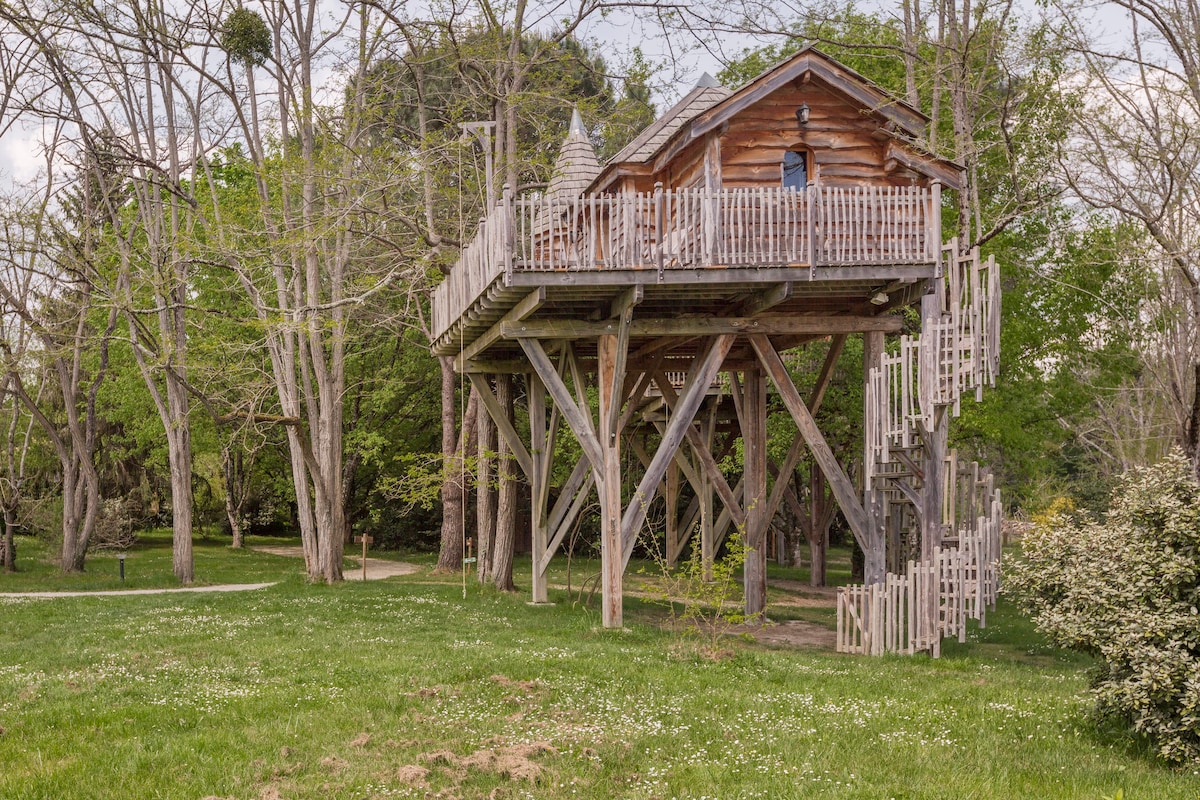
(548, 108, 601, 199)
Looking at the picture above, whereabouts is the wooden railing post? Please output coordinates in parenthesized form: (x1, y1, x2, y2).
(930, 181, 942, 271)
(806, 181, 817, 277)
(501, 184, 513, 283)
(654, 181, 665, 282)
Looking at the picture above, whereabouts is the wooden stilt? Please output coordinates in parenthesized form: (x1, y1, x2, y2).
(699, 411, 715, 582)
(597, 334, 624, 628)
(919, 290, 947, 559)
(476, 381, 496, 584)
(742, 365, 768, 619)
(528, 372, 551, 603)
(863, 330, 886, 585)
(665, 459, 680, 568)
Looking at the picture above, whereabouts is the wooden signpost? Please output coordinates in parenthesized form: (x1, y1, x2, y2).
(354, 535, 373, 581)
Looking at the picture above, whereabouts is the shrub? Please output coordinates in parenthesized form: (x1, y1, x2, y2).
(1006, 451, 1200, 763)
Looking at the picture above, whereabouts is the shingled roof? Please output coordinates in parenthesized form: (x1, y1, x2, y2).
(606, 73, 732, 166)
(547, 108, 601, 198)
(591, 47, 962, 192)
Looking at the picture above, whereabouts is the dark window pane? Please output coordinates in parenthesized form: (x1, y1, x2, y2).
(783, 150, 808, 191)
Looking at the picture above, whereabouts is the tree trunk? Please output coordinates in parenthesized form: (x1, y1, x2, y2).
(3, 507, 15, 572)
(223, 446, 245, 549)
(435, 356, 479, 572)
(491, 374, 517, 591)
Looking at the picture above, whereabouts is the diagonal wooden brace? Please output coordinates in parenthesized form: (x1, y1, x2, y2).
(749, 334, 872, 550)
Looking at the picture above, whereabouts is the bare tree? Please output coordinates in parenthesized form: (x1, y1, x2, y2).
(1055, 0, 1200, 474)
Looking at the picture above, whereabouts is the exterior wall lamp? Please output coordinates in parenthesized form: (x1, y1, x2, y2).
(796, 103, 810, 125)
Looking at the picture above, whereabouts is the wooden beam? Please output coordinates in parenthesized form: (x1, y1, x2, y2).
(456, 288, 545, 371)
(508, 265, 937, 289)
(762, 435, 806, 538)
(885, 140, 964, 190)
(610, 284, 644, 319)
(621, 336, 735, 563)
(606, 301, 635, 438)
(739, 282, 793, 316)
(538, 460, 595, 573)
(547, 457, 590, 538)
(748, 334, 872, 549)
(502, 314, 902, 340)
(518, 339, 605, 480)
(468, 372, 533, 479)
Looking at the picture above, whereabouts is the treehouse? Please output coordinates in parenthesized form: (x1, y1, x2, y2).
(432, 46, 1001, 634)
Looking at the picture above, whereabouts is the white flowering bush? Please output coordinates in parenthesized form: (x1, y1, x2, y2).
(1006, 451, 1200, 763)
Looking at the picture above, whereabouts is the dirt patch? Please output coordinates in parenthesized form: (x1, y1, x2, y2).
(320, 756, 349, 772)
(348, 732, 372, 748)
(396, 764, 430, 786)
(730, 618, 837, 649)
(417, 744, 554, 783)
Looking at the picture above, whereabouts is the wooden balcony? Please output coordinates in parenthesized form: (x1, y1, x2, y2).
(432, 183, 941, 354)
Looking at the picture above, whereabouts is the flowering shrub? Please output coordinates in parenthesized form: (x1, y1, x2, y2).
(1006, 451, 1200, 763)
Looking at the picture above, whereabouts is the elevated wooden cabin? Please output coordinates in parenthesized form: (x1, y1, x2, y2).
(433, 47, 998, 633)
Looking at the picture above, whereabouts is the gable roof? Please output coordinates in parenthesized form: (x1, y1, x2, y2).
(605, 76, 732, 166)
(592, 46, 963, 192)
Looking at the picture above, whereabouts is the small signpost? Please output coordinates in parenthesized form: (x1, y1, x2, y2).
(354, 535, 374, 581)
(463, 537, 477, 572)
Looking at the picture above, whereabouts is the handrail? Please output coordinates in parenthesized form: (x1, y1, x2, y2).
(432, 184, 937, 341)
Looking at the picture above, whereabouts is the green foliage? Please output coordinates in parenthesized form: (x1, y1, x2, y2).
(220, 8, 271, 67)
(642, 530, 747, 650)
(1007, 451, 1200, 763)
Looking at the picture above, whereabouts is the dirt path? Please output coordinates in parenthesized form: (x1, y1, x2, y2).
(0, 583, 276, 599)
(251, 546, 422, 581)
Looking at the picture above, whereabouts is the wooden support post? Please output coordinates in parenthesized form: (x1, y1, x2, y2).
(919, 290, 947, 559)
(863, 330, 887, 586)
(597, 334, 624, 628)
(528, 372, 551, 603)
(743, 366, 768, 619)
(476, 383, 496, 584)
(700, 406, 716, 581)
(492, 374, 517, 591)
(665, 459, 680, 568)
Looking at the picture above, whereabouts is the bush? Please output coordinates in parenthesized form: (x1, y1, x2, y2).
(1006, 451, 1200, 763)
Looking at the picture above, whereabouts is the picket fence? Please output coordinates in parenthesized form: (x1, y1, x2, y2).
(836, 524, 1001, 658)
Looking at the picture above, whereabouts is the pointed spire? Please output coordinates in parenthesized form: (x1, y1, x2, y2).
(549, 107, 601, 198)
(695, 72, 722, 89)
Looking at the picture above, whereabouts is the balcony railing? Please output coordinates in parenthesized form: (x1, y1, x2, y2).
(433, 184, 940, 342)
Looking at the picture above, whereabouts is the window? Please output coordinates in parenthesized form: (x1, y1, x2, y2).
(782, 150, 808, 191)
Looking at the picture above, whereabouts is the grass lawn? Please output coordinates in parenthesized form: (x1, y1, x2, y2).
(1, 534, 1198, 799)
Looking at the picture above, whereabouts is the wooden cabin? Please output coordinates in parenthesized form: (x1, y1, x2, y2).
(433, 46, 999, 634)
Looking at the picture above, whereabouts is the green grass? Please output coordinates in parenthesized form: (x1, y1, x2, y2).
(1, 536, 1199, 799)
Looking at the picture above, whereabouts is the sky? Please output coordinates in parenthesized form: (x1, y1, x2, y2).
(0, 0, 1135, 193)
